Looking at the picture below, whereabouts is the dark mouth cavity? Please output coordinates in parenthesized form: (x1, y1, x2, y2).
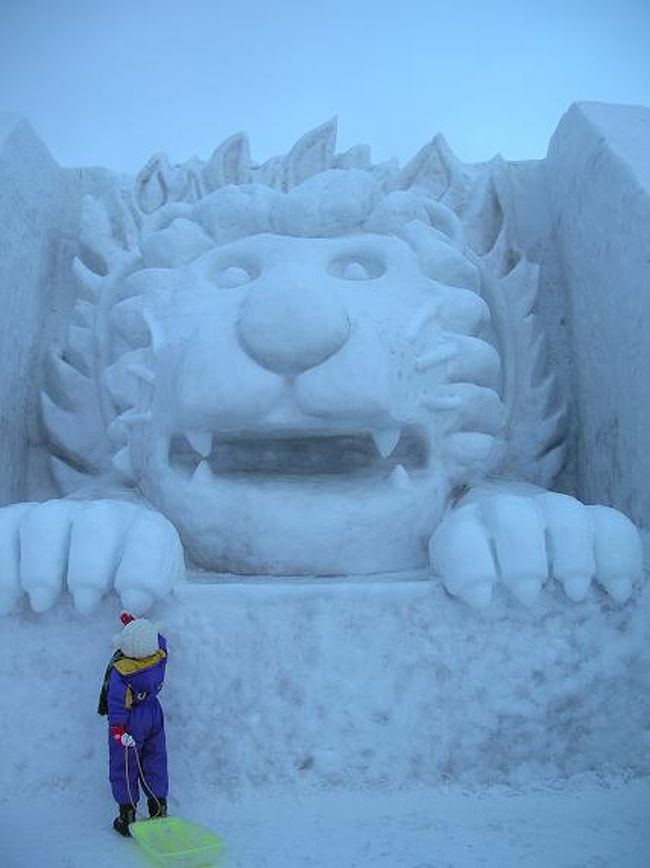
(168, 429, 428, 478)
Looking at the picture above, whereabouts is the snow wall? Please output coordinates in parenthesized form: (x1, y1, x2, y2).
(1, 104, 649, 795)
(0, 114, 80, 506)
(2, 582, 649, 800)
(545, 102, 650, 532)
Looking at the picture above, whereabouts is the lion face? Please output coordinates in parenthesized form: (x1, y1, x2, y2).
(120, 229, 497, 574)
(43, 128, 565, 578)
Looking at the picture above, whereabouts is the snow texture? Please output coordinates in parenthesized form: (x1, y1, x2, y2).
(546, 101, 650, 530)
(2, 568, 650, 797)
(3, 778, 650, 866)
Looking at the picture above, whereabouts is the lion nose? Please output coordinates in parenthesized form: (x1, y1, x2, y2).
(237, 282, 350, 375)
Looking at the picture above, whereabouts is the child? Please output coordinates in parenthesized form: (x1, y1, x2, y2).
(102, 612, 169, 836)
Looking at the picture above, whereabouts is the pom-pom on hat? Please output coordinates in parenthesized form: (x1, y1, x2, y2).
(114, 618, 159, 659)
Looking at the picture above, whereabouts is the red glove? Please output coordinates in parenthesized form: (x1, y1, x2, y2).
(110, 725, 135, 747)
(120, 612, 136, 625)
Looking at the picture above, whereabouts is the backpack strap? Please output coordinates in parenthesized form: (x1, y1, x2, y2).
(97, 650, 124, 716)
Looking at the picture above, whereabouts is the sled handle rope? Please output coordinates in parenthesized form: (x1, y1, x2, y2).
(124, 742, 164, 818)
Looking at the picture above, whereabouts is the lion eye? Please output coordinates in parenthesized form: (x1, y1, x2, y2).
(329, 256, 384, 281)
(341, 262, 370, 280)
(216, 265, 254, 288)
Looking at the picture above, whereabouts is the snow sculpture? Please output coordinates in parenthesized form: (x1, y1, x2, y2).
(0, 120, 642, 615)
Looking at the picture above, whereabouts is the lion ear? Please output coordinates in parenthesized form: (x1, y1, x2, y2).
(135, 153, 172, 214)
(285, 118, 337, 189)
(399, 134, 468, 213)
(204, 133, 251, 191)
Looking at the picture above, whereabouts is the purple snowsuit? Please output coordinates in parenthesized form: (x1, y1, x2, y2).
(107, 634, 168, 805)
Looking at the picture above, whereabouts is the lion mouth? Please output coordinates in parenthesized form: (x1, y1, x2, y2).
(168, 426, 428, 482)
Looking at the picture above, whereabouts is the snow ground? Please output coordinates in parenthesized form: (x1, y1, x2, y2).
(2, 774, 649, 867)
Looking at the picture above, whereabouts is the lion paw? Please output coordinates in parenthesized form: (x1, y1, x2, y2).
(428, 490, 643, 608)
(0, 499, 185, 615)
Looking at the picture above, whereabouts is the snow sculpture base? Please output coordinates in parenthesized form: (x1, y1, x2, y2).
(5, 572, 648, 800)
(168, 576, 650, 789)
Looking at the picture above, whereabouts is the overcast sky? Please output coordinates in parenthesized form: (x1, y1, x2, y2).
(0, 0, 648, 173)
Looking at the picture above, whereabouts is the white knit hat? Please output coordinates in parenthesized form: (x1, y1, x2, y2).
(115, 618, 159, 659)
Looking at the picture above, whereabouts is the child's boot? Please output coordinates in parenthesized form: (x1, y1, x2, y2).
(113, 803, 136, 836)
(148, 796, 167, 818)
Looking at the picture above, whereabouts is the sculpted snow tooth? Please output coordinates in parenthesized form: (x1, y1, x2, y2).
(192, 459, 213, 485)
(371, 428, 401, 459)
(186, 430, 213, 458)
(389, 464, 411, 489)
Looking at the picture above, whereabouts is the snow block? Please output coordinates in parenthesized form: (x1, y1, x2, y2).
(2, 574, 649, 797)
(0, 114, 80, 505)
(165, 575, 650, 789)
(545, 102, 650, 530)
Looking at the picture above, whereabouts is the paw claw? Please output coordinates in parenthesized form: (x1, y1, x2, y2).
(561, 575, 592, 603)
(28, 586, 59, 613)
(430, 489, 642, 609)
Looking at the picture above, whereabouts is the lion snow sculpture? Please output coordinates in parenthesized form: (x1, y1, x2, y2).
(0, 120, 642, 615)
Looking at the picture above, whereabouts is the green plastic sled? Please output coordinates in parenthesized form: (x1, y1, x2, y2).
(130, 816, 225, 867)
